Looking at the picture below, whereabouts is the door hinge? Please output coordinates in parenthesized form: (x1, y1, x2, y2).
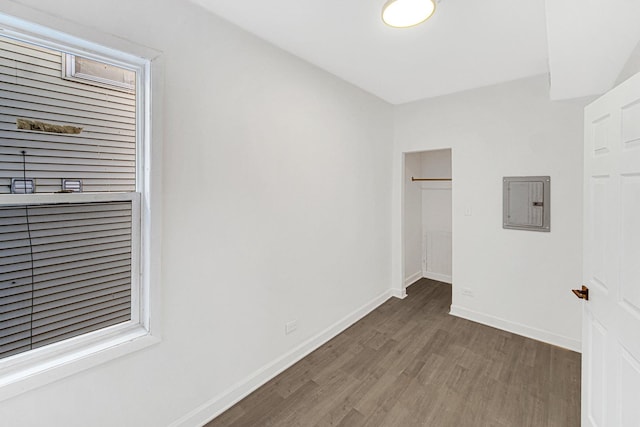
(572, 285, 589, 301)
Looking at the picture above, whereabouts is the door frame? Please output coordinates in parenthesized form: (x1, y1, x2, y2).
(397, 147, 454, 297)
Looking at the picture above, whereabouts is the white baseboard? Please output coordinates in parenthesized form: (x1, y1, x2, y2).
(404, 271, 423, 287)
(422, 271, 452, 284)
(449, 305, 581, 353)
(170, 289, 394, 427)
(390, 287, 407, 299)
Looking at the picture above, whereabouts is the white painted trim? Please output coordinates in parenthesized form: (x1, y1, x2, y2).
(423, 271, 452, 284)
(404, 271, 423, 287)
(0, 328, 159, 402)
(0, 7, 161, 61)
(0, 11, 164, 401)
(449, 305, 581, 353)
(170, 289, 394, 427)
(390, 288, 407, 299)
(0, 191, 137, 205)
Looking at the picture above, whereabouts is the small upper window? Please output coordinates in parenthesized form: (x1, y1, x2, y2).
(64, 54, 136, 91)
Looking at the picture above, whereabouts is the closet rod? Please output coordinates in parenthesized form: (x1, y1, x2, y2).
(411, 177, 452, 182)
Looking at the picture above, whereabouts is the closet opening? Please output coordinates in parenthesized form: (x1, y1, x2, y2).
(402, 148, 452, 294)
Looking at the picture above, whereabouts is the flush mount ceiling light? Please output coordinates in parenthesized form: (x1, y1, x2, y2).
(382, 0, 436, 28)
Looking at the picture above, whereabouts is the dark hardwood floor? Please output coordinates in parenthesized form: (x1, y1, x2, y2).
(206, 279, 581, 427)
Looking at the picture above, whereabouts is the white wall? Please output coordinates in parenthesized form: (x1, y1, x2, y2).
(420, 149, 452, 179)
(403, 152, 422, 286)
(616, 39, 640, 86)
(392, 75, 588, 351)
(420, 150, 452, 283)
(0, 1, 393, 426)
(545, 0, 640, 99)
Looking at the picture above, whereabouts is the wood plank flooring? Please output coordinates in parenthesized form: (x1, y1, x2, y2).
(206, 279, 581, 427)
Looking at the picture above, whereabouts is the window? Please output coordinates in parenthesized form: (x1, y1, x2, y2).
(63, 53, 136, 91)
(0, 14, 157, 398)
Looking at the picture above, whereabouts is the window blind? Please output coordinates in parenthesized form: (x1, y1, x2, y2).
(0, 201, 132, 359)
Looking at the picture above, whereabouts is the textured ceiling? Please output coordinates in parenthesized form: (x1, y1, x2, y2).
(189, 0, 640, 104)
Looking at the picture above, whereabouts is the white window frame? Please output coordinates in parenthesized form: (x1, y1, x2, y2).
(0, 13, 160, 401)
(62, 52, 136, 92)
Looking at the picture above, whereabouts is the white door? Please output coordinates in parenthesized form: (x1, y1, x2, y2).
(582, 72, 640, 426)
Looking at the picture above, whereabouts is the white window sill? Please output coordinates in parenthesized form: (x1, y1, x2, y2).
(0, 323, 160, 402)
(0, 192, 136, 204)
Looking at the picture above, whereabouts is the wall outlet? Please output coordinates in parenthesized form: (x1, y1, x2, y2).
(285, 320, 298, 335)
(462, 288, 474, 297)
(464, 206, 472, 216)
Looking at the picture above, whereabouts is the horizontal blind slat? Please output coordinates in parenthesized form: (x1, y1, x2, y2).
(0, 343, 32, 359)
(1, 245, 131, 272)
(32, 291, 130, 322)
(33, 314, 130, 349)
(1, 267, 131, 293)
(3, 259, 131, 287)
(0, 228, 132, 250)
(32, 310, 130, 345)
(32, 297, 130, 330)
(0, 233, 130, 255)
(3, 223, 132, 241)
(0, 314, 30, 330)
(0, 209, 131, 225)
(0, 228, 132, 252)
(0, 306, 31, 322)
(0, 200, 133, 359)
(0, 320, 30, 340)
(1, 253, 131, 282)
(0, 291, 32, 308)
(0, 284, 31, 299)
(0, 299, 32, 315)
(0, 202, 131, 216)
(0, 334, 31, 351)
(35, 282, 130, 307)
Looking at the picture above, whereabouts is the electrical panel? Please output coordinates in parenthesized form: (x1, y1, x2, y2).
(503, 176, 550, 232)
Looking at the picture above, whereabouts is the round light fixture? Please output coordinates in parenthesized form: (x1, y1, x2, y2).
(382, 0, 436, 28)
